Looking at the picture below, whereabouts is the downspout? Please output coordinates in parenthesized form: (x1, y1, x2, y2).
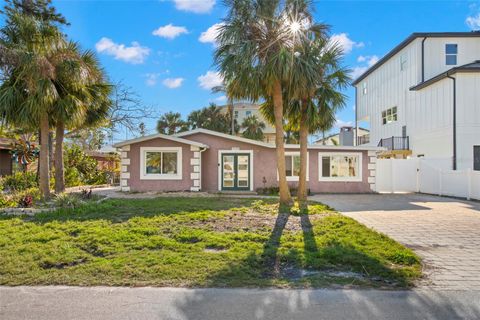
(421, 37, 427, 82)
(199, 147, 208, 190)
(447, 74, 457, 170)
(354, 86, 358, 146)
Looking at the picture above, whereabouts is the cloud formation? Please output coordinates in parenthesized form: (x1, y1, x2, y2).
(466, 13, 480, 30)
(198, 71, 223, 90)
(162, 77, 185, 89)
(95, 37, 150, 64)
(174, 0, 215, 13)
(199, 23, 223, 45)
(145, 73, 160, 86)
(153, 24, 188, 39)
(351, 55, 379, 79)
(329, 33, 364, 54)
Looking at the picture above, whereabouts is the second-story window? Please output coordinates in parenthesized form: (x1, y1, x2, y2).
(246, 111, 252, 116)
(234, 111, 238, 119)
(382, 107, 397, 125)
(400, 54, 407, 71)
(446, 44, 458, 66)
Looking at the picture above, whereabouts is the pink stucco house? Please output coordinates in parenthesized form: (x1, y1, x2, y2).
(114, 128, 380, 193)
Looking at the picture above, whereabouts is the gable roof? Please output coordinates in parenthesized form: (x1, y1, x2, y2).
(175, 128, 275, 148)
(112, 133, 209, 148)
(352, 32, 480, 86)
(410, 60, 480, 91)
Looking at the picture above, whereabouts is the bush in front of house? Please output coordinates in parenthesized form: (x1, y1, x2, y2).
(1, 171, 38, 192)
(256, 187, 310, 196)
(64, 145, 109, 187)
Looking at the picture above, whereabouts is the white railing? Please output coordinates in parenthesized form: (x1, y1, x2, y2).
(376, 158, 480, 201)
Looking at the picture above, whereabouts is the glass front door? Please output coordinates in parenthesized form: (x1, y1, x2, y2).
(221, 153, 250, 191)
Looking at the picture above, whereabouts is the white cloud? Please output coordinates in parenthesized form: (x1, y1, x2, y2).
(152, 24, 188, 39)
(334, 118, 354, 129)
(174, 0, 215, 13)
(466, 13, 480, 30)
(145, 73, 160, 86)
(351, 66, 368, 80)
(197, 71, 223, 90)
(199, 23, 223, 45)
(95, 37, 150, 64)
(357, 55, 379, 67)
(162, 77, 184, 89)
(329, 33, 364, 54)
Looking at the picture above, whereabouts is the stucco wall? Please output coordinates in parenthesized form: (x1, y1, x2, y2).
(121, 138, 195, 192)
(184, 132, 373, 193)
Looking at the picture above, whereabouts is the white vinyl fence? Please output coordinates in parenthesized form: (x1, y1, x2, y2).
(376, 158, 480, 200)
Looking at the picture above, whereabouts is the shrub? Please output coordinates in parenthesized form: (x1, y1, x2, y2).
(1, 171, 38, 192)
(256, 187, 310, 196)
(64, 145, 109, 187)
(54, 193, 85, 209)
(0, 194, 17, 208)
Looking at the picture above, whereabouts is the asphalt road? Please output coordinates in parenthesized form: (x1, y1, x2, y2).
(1, 286, 480, 320)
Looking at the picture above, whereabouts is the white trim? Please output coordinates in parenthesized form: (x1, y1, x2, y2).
(140, 147, 183, 180)
(113, 133, 209, 148)
(318, 152, 363, 182)
(277, 151, 309, 182)
(217, 150, 254, 191)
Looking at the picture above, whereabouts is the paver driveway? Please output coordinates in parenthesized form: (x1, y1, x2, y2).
(310, 193, 480, 290)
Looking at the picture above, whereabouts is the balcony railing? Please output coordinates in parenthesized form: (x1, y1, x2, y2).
(357, 134, 370, 145)
(377, 136, 409, 150)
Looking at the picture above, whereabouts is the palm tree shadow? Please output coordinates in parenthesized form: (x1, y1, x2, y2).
(261, 209, 290, 277)
(300, 211, 319, 268)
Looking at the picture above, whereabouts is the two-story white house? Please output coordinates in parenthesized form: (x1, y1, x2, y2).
(354, 32, 480, 170)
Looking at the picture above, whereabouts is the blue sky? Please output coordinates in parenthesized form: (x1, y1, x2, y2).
(6, 0, 480, 142)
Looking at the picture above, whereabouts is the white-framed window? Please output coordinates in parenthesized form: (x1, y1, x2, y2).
(362, 82, 367, 95)
(400, 54, 407, 71)
(445, 44, 457, 66)
(246, 110, 252, 116)
(234, 111, 239, 119)
(382, 106, 397, 125)
(279, 152, 309, 181)
(319, 152, 362, 182)
(140, 147, 182, 180)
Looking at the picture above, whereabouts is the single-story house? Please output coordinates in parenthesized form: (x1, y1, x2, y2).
(113, 128, 381, 193)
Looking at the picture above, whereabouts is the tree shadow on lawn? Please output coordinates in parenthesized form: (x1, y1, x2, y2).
(205, 208, 414, 288)
(18, 197, 276, 224)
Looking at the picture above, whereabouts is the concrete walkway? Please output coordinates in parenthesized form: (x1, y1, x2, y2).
(310, 193, 480, 290)
(1, 286, 480, 320)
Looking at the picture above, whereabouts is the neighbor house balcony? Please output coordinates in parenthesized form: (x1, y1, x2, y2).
(377, 136, 412, 159)
(357, 134, 370, 145)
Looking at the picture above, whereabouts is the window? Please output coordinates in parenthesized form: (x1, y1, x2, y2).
(246, 111, 252, 116)
(140, 147, 182, 180)
(362, 82, 367, 95)
(400, 54, 407, 71)
(234, 111, 238, 119)
(446, 44, 457, 65)
(382, 107, 397, 125)
(319, 153, 362, 182)
(280, 152, 308, 181)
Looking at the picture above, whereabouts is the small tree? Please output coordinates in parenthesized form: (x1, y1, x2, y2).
(241, 115, 265, 141)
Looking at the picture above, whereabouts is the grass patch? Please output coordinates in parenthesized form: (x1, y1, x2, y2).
(0, 197, 421, 288)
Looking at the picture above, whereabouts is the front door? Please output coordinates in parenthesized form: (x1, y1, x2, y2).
(221, 153, 250, 191)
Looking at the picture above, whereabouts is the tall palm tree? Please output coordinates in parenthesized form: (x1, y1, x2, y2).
(156, 112, 187, 135)
(215, 0, 319, 206)
(287, 34, 350, 207)
(241, 115, 265, 141)
(51, 42, 112, 193)
(0, 8, 66, 199)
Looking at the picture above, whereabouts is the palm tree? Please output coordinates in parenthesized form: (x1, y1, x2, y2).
(215, 0, 319, 206)
(0, 7, 66, 199)
(241, 115, 265, 141)
(156, 112, 187, 135)
(51, 42, 112, 193)
(187, 103, 236, 134)
(287, 34, 350, 207)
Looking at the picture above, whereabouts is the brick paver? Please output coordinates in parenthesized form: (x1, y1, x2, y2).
(310, 193, 480, 290)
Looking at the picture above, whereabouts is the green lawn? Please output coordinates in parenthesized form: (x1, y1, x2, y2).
(0, 197, 421, 288)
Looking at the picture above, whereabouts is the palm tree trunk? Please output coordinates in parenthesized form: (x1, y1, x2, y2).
(39, 112, 50, 199)
(48, 131, 54, 173)
(54, 120, 65, 194)
(297, 103, 309, 208)
(272, 80, 292, 207)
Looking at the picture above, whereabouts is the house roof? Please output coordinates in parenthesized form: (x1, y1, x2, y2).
(0, 137, 16, 150)
(112, 133, 209, 148)
(410, 60, 480, 91)
(314, 127, 370, 144)
(176, 128, 383, 151)
(352, 32, 480, 85)
(175, 128, 275, 148)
